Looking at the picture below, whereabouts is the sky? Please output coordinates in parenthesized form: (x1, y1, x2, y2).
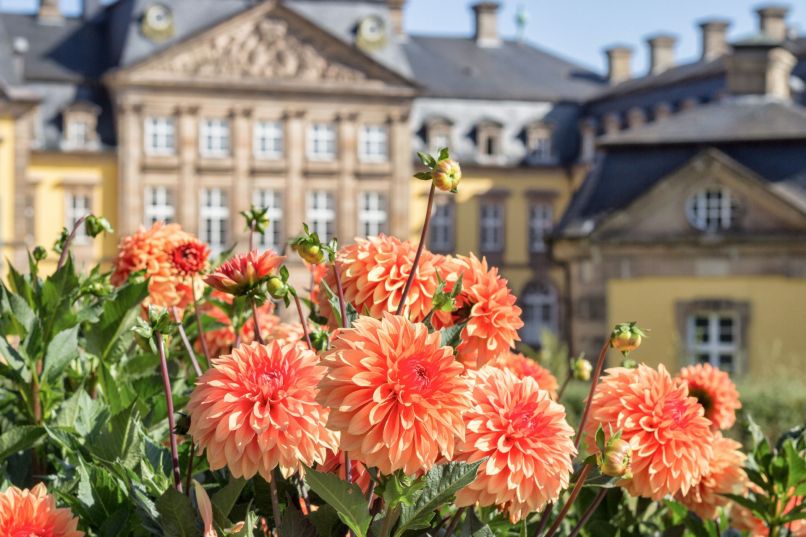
(1, 0, 804, 74)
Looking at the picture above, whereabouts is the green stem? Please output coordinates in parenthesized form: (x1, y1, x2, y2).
(56, 214, 89, 270)
(156, 332, 183, 492)
(381, 503, 402, 537)
(574, 340, 610, 450)
(568, 487, 607, 537)
(543, 463, 592, 537)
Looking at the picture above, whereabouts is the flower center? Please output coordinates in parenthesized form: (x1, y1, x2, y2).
(397, 355, 434, 395)
(508, 403, 541, 436)
(663, 397, 689, 427)
(257, 369, 284, 398)
(687, 386, 713, 414)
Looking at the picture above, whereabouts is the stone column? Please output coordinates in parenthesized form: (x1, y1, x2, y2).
(177, 105, 198, 234)
(232, 107, 252, 249)
(284, 110, 306, 248)
(337, 112, 358, 242)
(117, 100, 142, 235)
(389, 110, 411, 239)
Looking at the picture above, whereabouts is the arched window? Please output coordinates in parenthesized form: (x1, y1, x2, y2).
(685, 186, 739, 232)
(519, 282, 557, 347)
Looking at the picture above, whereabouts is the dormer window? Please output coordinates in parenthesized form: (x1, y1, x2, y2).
(61, 102, 100, 151)
(526, 122, 553, 162)
(425, 117, 453, 153)
(476, 120, 503, 161)
(685, 186, 739, 232)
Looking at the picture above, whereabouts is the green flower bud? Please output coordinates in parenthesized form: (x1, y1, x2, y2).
(572, 357, 592, 381)
(610, 322, 647, 355)
(432, 158, 462, 193)
(32, 246, 47, 261)
(599, 436, 633, 480)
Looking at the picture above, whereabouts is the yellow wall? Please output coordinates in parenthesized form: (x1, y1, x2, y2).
(608, 277, 806, 378)
(0, 116, 15, 267)
(29, 152, 118, 272)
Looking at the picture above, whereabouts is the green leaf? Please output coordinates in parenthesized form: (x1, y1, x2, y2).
(4, 289, 35, 336)
(395, 460, 484, 536)
(156, 487, 200, 537)
(783, 439, 806, 489)
(437, 147, 450, 161)
(88, 404, 143, 470)
(0, 425, 45, 459)
(56, 388, 107, 437)
(440, 322, 466, 348)
(279, 504, 317, 537)
(460, 509, 495, 537)
(309, 503, 342, 537)
(86, 280, 149, 362)
(416, 151, 437, 168)
(42, 325, 79, 382)
(722, 493, 766, 518)
(413, 172, 433, 181)
(211, 478, 246, 525)
(304, 466, 372, 537)
(0, 334, 30, 382)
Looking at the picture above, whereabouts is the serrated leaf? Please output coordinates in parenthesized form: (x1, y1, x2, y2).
(56, 388, 106, 436)
(395, 460, 484, 536)
(0, 425, 45, 459)
(417, 151, 436, 168)
(5, 290, 35, 336)
(440, 322, 466, 348)
(0, 333, 30, 382)
(438, 147, 450, 161)
(460, 509, 494, 537)
(42, 325, 79, 382)
(211, 478, 246, 525)
(304, 467, 372, 537)
(783, 439, 806, 489)
(156, 487, 200, 537)
(309, 503, 342, 537)
(88, 404, 143, 469)
(85, 280, 149, 362)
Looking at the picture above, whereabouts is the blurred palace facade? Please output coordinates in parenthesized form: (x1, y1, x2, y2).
(1, 0, 805, 376)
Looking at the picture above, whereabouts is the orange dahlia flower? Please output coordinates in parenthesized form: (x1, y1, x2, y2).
(307, 261, 328, 305)
(204, 250, 285, 296)
(491, 351, 559, 399)
(111, 222, 198, 309)
(0, 483, 83, 537)
(318, 314, 472, 475)
(676, 363, 742, 430)
(316, 235, 449, 326)
(187, 341, 337, 480)
(584, 364, 713, 500)
(170, 239, 210, 277)
(319, 450, 373, 493)
(433, 254, 523, 369)
(676, 432, 747, 519)
(455, 366, 575, 522)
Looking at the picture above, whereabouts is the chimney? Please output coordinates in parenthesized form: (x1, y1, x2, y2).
(11, 37, 29, 82)
(604, 46, 632, 85)
(699, 19, 731, 61)
(646, 34, 677, 75)
(472, 2, 500, 47)
(38, 0, 63, 24)
(726, 40, 796, 99)
(755, 4, 789, 42)
(388, 0, 405, 38)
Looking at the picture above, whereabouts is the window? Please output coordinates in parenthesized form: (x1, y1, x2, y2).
(429, 131, 450, 153)
(65, 193, 91, 244)
(479, 200, 504, 252)
(530, 133, 552, 161)
(358, 192, 387, 236)
(254, 121, 283, 159)
(67, 120, 90, 148)
(476, 121, 502, 161)
(307, 123, 337, 160)
(430, 200, 454, 252)
(252, 189, 283, 251)
(199, 118, 230, 157)
(359, 125, 389, 162)
(520, 283, 557, 346)
(200, 188, 229, 254)
(687, 312, 739, 373)
(144, 117, 176, 155)
(144, 186, 175, 225)
(528, 202, 553, 253)
(307, 191, 335, 242)
(685, 186, 738, 232)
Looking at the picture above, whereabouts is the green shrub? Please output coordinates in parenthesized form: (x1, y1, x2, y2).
(736, 376, 806, 440)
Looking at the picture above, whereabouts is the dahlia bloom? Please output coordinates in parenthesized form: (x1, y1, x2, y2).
(433, 254, 523, 368)
(491, 351, 559, 399)
(676, 432, 747, 519)
(187, 341, 338, 480)
(455, 366, 575, 522)
(307, 261, 328, 305)
(0, 483, 83, 537)
(676, 363, 742, 430)
(319, 449, 373, 493)
(111, 222, 198, 308)
(204, 250, 285, 295)
(316, 235, 449, 325)
(170, 239, 210, 277)
(584, 364, 713, 500)
(318, 314, 472, 475)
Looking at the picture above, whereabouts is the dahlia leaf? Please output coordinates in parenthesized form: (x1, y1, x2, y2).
(88, 404, 143, 470)
(394, 460, 483, 536)
(279, 504, 317, 537)
(85, 279, 149, 362)
(439, 322, 466, 349)
(0, 425, 45, 460)
(211, 478, 246, 524)
(309, 504, 341, 537)
(42, 325, 79, 383)
(783, 439, 806, 489)
(155, 487, 200, 537)
(461, 509, 495, 537)
(304, 466, 372, 537)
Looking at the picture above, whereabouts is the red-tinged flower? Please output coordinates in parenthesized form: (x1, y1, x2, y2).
(319, 450, 372, 493)
(676, 363, 742, 430)
(204, 250, 285, 296)
(241, 311, 304, 348)
(676, 433, 747, 520)
(111, 222, 198, 309)
(491, 350, 559, 399)
(187, 341, 338, 480)
(170, 240, 210, 277)
(316, 235, 449, 326)
(318, 314, 472, 475)
(307, 261, 328, 305)
(454, 366, 576, 522)
(0, 483, 84, 537)
(433, 254, 523, 369)
(584, 364, 714, 500)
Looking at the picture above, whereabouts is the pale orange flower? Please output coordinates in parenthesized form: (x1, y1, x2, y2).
(676, 432, 747, 519)
(584, 364, 713, 500)
(241, 311, 304, 348)
(317, 235, 448, 326)
(732, 492, 805, 536)
(318, 314, 472, 475)
(433, 254, 523, 368)
(204, 250, 285, 295)
(111, 222, 197, 309)
(676, 363, 742, 430)
(306, 261, 328, 305)
(0, 483, 83, 537)
(455, 366, 575, 522)
(319, 449, 373, 494)
(187, 341, 337, 480)
(491, 350, 559, 399)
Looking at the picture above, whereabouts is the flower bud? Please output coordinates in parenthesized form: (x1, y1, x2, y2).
(572, 357, 592, 381)
(599, 437, 633, 480)
(32, 246, 47, 261)
(610, 322, 645, 355)
(266, 276, 286, 298)
(432, 159, 462, 192)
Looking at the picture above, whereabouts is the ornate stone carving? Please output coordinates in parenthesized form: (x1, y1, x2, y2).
(155, 16, 366, 82)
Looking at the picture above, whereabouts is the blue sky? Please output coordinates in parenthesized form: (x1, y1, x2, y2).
(2, 0, 804, 74)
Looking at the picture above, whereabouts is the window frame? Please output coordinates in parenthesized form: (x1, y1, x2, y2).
(429, 198, 455, 253)
(144, 116, 176, 156)
(253, 120, 284, 160)
(358, 124, 389, 163)
(358, 191, 388, 236)
(199, 187, 230, 254)
(528, 201, 553, 254)
(686, 311, 741, 374)
(65, 192, 92, 244)
(143, 186, 175, 225)
(252, 189, 283, 251)
(519, 282, 558, 347)
(199, 118, 231, 158)
(306, 190, 336, 242)
(479, 198, 505, 253)
(307, 123, 337, 161)
(685, 185, 738, 232)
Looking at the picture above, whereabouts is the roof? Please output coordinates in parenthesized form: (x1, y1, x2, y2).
(402, 35, 605, 101)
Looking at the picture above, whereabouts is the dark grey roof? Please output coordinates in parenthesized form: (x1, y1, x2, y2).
(402, 36, 605, 102)
(598, 98, 806, 145)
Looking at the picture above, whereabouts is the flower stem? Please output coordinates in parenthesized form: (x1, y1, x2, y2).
(155, 332, 183, 492)
(251, 297, 265, 345)
(568, 487, 607, 537)
(269, 470, 282, 534)
(344, 451, 352, 486)
(395, 182, 436, 316)
(535, 503, 553, 537)
(192, 276, 212, 362)
(332, 261, 348, 329)
(184, 443, 195, 496)
(557, 375, 572, 400)
(292, 293, 313, 350)
(380, 503, 401, 537)
(543, 463, 592, 537)
(574, 339, 610, 450)
(171, 308, 203, 377)
(444, 507, 465, 537)
(56, 214, 89, 270)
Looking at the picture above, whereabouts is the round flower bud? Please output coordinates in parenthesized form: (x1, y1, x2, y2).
(432, 159, 462, 192)
(610, 323, 646, 354)
(572, 357, 592, 381)
(266, 276, 285, 298)
(599, 437, 633, 479)
(32, 246, 47, 261)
